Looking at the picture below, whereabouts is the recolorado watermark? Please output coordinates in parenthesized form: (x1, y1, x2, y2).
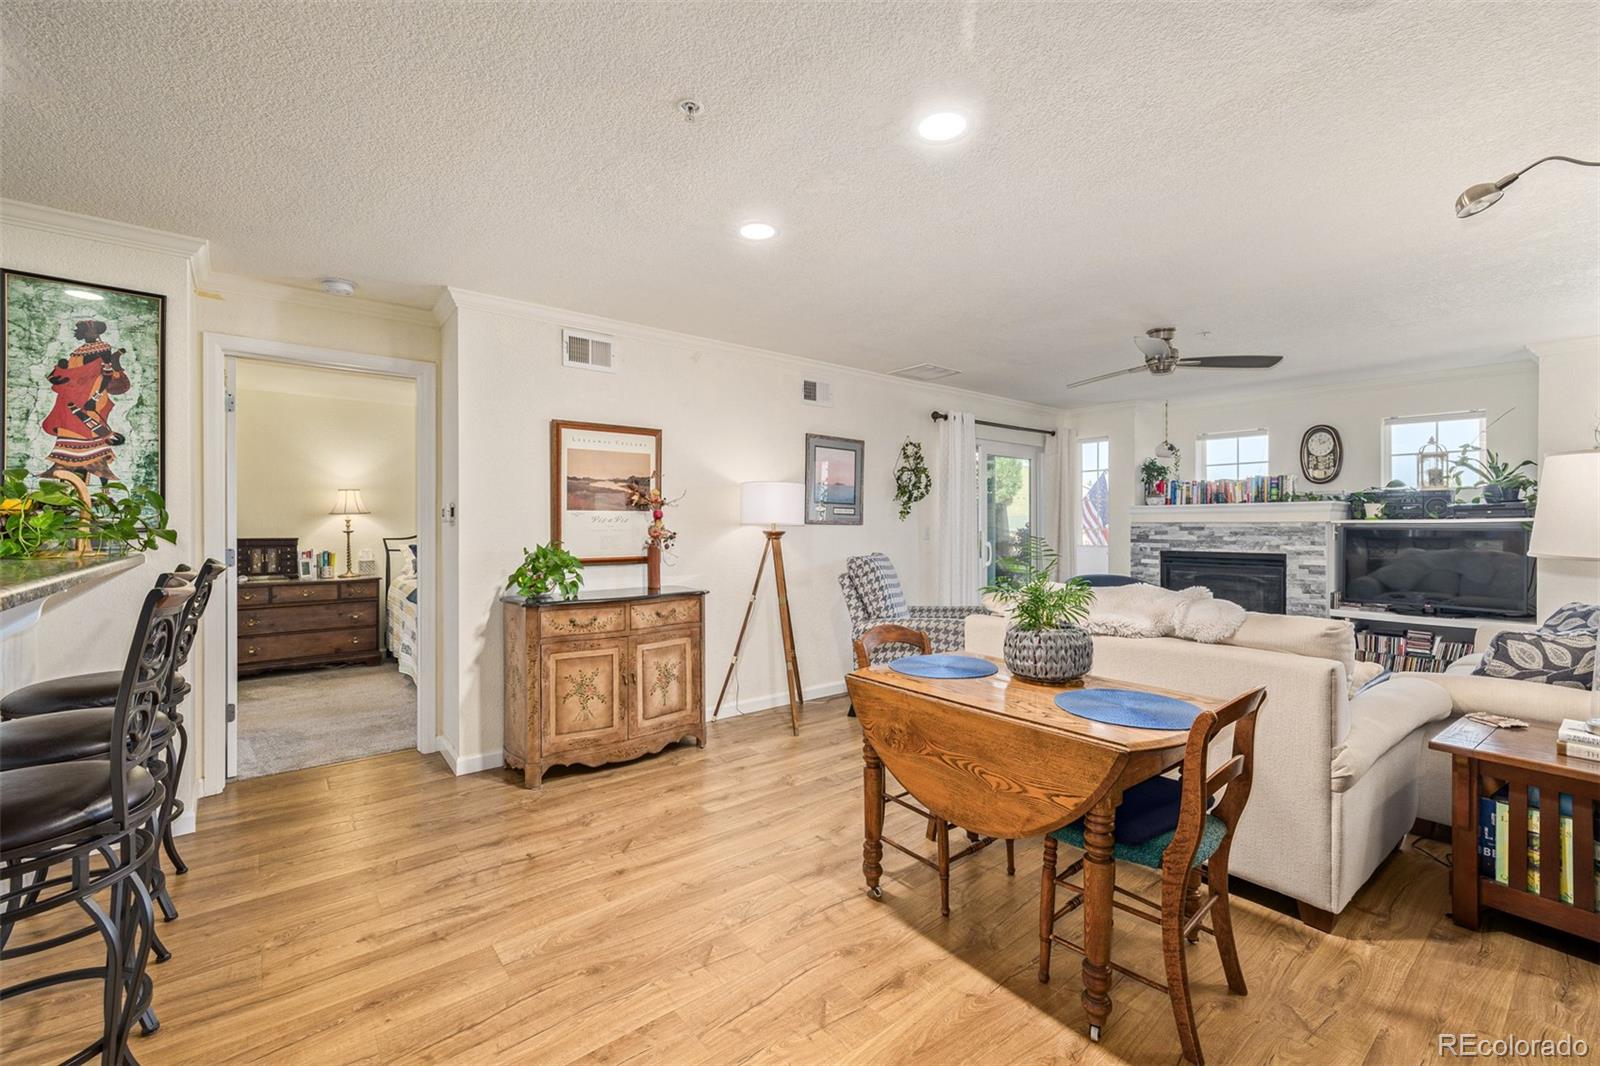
(1439, 1033, 1589, 1058)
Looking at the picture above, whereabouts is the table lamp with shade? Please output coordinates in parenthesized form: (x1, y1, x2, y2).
(1526, 450, 1600, 719)
(329, 488, 370, 578)
(713, 481, 806, 735)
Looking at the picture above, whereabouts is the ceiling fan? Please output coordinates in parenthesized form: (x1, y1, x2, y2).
(1064, 328, 1282, 390)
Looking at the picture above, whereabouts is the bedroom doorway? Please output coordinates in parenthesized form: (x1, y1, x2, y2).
(200, 336, 437, 794)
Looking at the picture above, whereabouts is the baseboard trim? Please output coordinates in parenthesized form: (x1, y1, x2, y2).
(171, 810, 197, 838)
(435, 734, 504, 775)
(711, 680, 847, 719)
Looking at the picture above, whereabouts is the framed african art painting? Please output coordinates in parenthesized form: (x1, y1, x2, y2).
(2, 270, 166, 496)
(551, 420, 661, 565)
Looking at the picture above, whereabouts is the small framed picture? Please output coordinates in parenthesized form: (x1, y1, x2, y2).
(805, 433, 864, 525)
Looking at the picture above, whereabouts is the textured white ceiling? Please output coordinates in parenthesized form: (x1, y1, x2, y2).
(3, 1, 1596, 405)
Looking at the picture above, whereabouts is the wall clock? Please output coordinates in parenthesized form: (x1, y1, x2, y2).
(1300, 424, 1342, 484)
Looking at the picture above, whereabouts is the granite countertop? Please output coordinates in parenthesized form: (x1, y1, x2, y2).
(500, 585, 707, 606)
(0, 553, 146, 612)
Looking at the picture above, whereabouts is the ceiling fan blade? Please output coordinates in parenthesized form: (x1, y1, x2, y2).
(1176, 355, 1283, 369)
(1063, 364, 1149, 390)
(1135, 335, 1171, 360)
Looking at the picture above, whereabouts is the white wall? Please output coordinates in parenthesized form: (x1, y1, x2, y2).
(1530, 337, 1600, 619)
(438, 289, 1061, 768)
(0, 203, 206, 827)
(234, 361, 416, 595)
(1063, 360, 1542, 575)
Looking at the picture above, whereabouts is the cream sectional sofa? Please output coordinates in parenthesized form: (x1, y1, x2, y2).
(965, 611, 1451, 930)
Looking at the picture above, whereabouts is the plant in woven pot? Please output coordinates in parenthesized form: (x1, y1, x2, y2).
(982, 538, 1096, 684)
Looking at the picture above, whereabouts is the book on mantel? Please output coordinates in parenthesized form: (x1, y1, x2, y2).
(1557, 719, 1600, 764)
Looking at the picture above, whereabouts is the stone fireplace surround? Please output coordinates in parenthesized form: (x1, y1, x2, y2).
(1127, 502, 1344, 617)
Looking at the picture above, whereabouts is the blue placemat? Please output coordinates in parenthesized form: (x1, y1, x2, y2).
(1053, 688, 1200, 730)
(889, 654, 999, 680)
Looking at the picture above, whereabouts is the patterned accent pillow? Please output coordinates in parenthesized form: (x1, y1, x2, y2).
(1540, 602, 1600, 637)
(846, 553, 909, 621)
(1473, 628, 1595, 689)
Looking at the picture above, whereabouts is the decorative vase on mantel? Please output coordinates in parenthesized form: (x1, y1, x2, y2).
(646, 542, 662, 593)
(1003, 624, 1094, 684)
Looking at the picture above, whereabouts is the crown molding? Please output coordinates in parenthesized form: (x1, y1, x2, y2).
(433, 286, 1064, 418)
(198, 270, 439, 328)
(0, 199, 207, 261)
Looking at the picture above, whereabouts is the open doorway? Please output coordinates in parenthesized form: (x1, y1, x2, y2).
(199, 335, 437, 796)
(228, 359, 418, 778)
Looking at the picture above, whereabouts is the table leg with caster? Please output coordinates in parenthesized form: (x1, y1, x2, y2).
(863, 736, 885, 900)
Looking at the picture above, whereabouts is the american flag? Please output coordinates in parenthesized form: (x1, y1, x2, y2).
(1081, 471, 1109, 546)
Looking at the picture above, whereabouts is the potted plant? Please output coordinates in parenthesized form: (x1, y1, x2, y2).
(982, 538, 1096, 684)
(893, 438, 932, 521)
(0, 468, 175, 558)
(1452, 449, 1537, 503)
(1139, 458, 1169, 505)
(506, 541, 584, 600)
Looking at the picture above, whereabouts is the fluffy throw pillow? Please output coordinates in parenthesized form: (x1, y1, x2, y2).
(1540, 602, 1600, 637)
(1473, 628, 1595, 689)
(1084, 582, 1208, 638)
(1171, 596, 1248, 643)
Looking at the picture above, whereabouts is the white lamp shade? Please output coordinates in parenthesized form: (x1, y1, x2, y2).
(740, 481, 804, 526)
(1527, 451, 1600, 560)
(330, 488, 370, 516)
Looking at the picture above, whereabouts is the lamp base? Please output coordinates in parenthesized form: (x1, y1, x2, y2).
(340, 519, 356, 578)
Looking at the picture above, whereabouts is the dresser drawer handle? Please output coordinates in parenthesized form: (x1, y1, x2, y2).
(351, 637, 362, 645)
(350, 612, 363, 621)
(559, 615, 603, 632)
(300, 590, 313, 598)
(245, 645, 258, 656)
(245, 618, 259, 628)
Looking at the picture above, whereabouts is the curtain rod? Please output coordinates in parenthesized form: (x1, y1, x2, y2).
(930, 411, 1057, 437)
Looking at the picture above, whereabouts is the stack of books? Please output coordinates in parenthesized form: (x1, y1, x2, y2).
(1478, 783, 1600, 909)
(1353, 628, 1474, 673)
(1163, 474, 1298, 505)
(1557, 719, 1600, 764)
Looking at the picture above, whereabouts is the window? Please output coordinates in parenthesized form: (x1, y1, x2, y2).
(1384, 412, 1485, 487)
(1198, 431, 1268, 481)
(981, 443, 1042, 587)
(1078, 438, 1110, 548)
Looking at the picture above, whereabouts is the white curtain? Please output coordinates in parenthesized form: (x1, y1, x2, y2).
(1044, 428, 1066, 579)
(935, 411, 980, 604)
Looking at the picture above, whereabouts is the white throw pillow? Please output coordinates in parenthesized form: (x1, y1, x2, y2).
(1171, 596, 1248, 643)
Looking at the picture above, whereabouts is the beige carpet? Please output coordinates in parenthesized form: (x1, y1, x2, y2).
(236, 662, 416, 779)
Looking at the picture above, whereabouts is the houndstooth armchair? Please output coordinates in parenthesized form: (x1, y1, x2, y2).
(839, 553, 990, 664)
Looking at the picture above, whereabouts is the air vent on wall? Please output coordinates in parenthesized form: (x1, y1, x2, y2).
(889, 362, 961, 381)
(801, 378, 833, 406)
(562, 329, 616, 372)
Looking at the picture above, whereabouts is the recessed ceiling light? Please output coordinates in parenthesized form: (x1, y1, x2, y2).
(916, 111, 968, 143)
(63, 288, 104, 301)
(738, 222, 778, 241)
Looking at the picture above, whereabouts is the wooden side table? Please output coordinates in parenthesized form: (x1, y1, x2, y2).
(1429, 718, 1599, 942)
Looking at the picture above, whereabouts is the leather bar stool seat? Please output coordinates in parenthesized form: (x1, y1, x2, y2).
(2, 672, 191, 720)
(0, 760, 158, 852)
(0, 709, 175, 772)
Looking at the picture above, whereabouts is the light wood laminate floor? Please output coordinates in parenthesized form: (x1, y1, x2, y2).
(3, 697, 1596, 1064)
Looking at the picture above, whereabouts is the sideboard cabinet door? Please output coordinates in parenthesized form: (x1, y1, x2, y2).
(541, 639, 628, 754)
(628, 630, 701, 738)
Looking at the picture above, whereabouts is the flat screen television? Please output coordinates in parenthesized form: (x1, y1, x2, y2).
(1340, 524, 1534, 619)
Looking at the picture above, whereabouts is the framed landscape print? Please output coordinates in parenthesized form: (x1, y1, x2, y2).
(805, 433, 864, 525)
(551, 420, 661, 564)
(2, 270, 165, 496)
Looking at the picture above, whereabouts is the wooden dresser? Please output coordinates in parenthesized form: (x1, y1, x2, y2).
(237, 576, 382, 676)
(502, 586, 708, 788)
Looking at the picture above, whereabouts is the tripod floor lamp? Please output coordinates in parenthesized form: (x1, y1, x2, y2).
(714, 481, 806, 734)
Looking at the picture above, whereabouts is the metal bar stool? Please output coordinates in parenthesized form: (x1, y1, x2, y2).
(1, 578, 193, 1065)
(853, 623, 1015, 917)
(2, 559, 224, 909)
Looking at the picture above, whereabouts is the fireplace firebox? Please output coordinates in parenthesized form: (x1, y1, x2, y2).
(1160, 551, 1288, 615)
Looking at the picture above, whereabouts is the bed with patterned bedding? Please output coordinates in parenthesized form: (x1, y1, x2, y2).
(386, 539, 420, 683)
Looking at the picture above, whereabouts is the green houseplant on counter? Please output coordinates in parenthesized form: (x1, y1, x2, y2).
(1139, 458, 1169, 504)
(0, 468, 176, 558)
(1452, 448, 1538, 504)
(506, 541, 584, 600)
(982, 538, 1096, 683)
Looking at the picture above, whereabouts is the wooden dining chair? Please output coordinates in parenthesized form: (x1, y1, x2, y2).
(852, 624, 1015, 917)
(1036, 686, 1266, 1066)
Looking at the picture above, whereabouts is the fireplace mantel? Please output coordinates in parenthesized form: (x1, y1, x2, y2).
(1127, 502, 1347, 524)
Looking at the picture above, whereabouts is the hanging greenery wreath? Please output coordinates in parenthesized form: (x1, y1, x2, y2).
(894, 438, 932, 521)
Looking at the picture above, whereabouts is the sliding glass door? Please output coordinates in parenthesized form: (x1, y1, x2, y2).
(978, 441, 1043, 588)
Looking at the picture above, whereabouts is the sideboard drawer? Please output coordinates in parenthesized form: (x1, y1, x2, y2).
(240, 602, 376, 636)
(540, 604, 628, 639)
(240, 628, 376, 665)
(629, 597, 701, 630)
(237, 585, 269, 606)
(339, 580, 380, 600)
(270, 583, 339, 604)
